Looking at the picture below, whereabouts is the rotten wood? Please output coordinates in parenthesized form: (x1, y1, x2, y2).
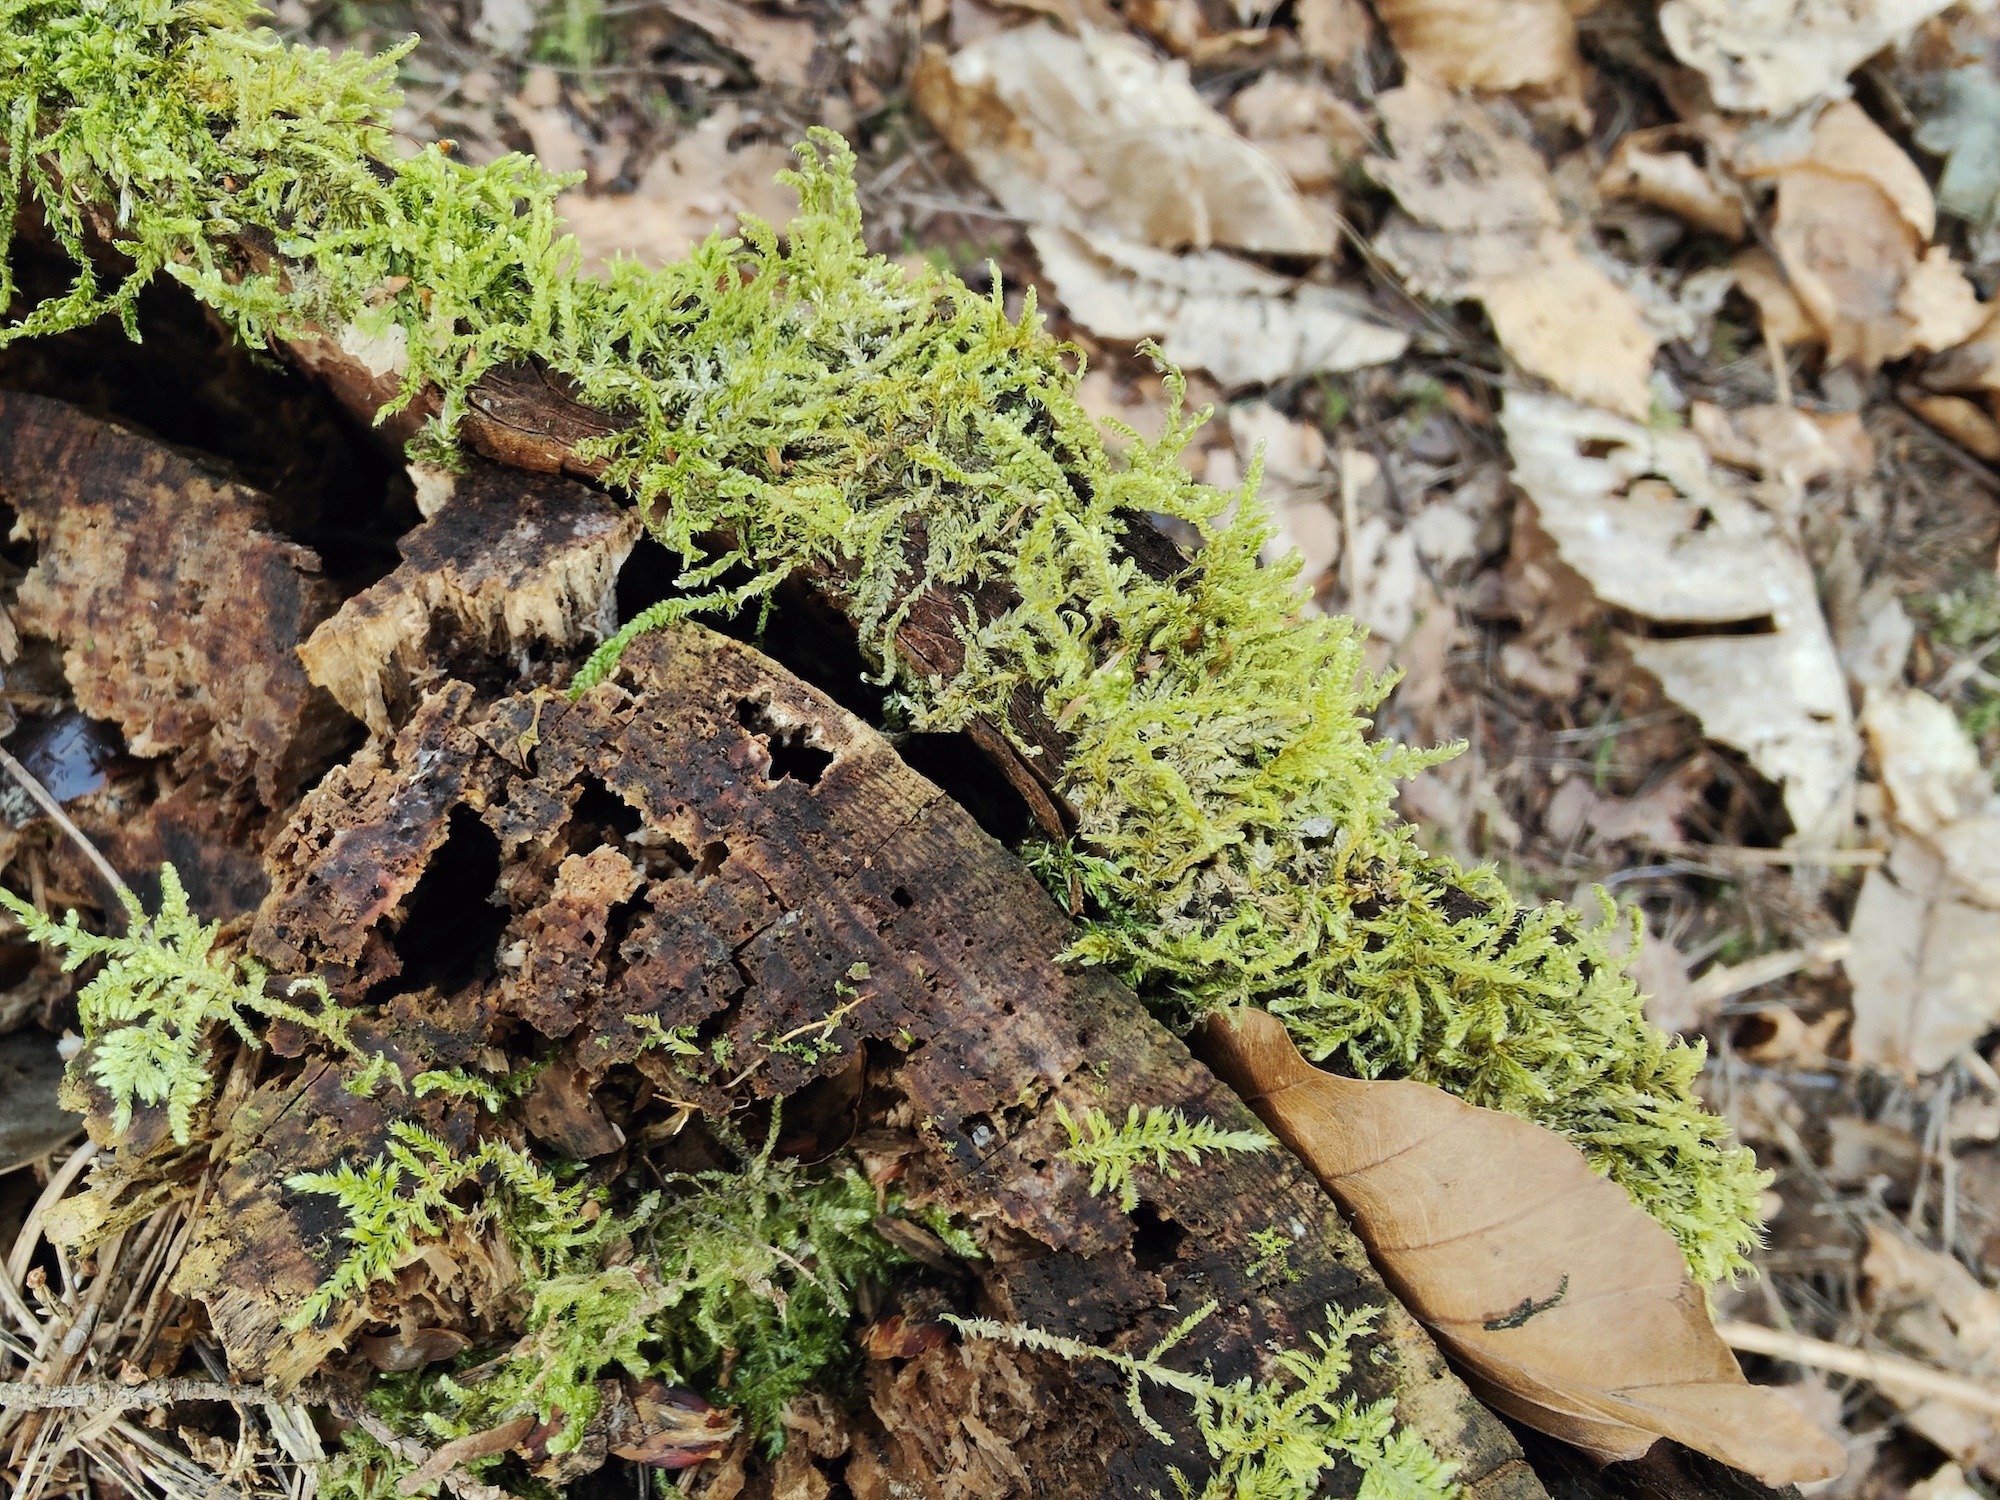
(0, 391, 349, 807)
(194, 605, 1544, 1500)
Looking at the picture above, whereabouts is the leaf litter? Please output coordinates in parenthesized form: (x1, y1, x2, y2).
(9, 0, 2000, 1497)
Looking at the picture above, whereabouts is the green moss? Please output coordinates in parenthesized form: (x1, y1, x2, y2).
(0, 864, 356, 1143)
(1056, 1101, 1273, 1213)
(300, 1110, 901, 1487)
(0, 0, 1763, 1282)
(952, 1303, 1460, 1500)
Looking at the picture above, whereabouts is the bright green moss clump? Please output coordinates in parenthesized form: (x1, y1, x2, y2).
(0, 0, 1763, 1282)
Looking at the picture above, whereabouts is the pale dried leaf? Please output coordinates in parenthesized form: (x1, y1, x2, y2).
(1502, 392, 1858, 845)
(1659, 0, 1960, 115)
(1226, 74, 1370, 192)
(1731, 247, 1820, 347)
(1903, 390, 2000, 461)
(1029, 224, 1408, 385)
(1862, 685, 1988, 840)
(1744, 103, 1982, 369)
(1199, 1009, 1848, 1486)
(1845, 834, 2000, 1074)
(1598, 128, 1746, 240)
(1228, 403, 1339, 582)
(656, 0, 818, 87)
(1373, 0, 1581, 93)
(1477, 239, 1659, 419)
(1294, 0, 1373, 63)
(558, 105, 798, 269)
(1371, 81, 1656, 417)
(913, 28, 1333, 255)
(1925, 301, 2000, 394)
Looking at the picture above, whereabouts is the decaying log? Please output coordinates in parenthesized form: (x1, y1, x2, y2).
(0, 391, 348, 806)
(171, 520, 1542, 1498)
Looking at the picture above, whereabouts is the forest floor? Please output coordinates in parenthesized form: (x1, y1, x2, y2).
(3, 1, 2000, 1499)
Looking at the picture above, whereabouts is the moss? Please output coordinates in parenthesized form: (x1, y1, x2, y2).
(952, 1303, 1461, 1500)
(298, 1109, 903, 1489)
(0, 0, 1763, 1282)
(0, 864, 356, 1144)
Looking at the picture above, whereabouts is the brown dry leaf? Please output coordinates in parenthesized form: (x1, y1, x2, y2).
(1227, 403, 1340, 583)
(1370, 79, 1656, 418)
(1730, 247, 1819, 347)
(1863, 1226, 2000, 1470)
(1598, 128, 1745, 240)
(1027, 224, 1408, 385)
(1737, 102, 1985, 369)
(558, 104, 798, 269)
(1926, 302, 2000, 394)
(1226, 74, 1369, 194)
(1659, 0, 1961, 115)
(913, 26, 1331, 256)
(656, 0, 818, 87)
(1903, 390, 2000, 461)
(1502, 392, 1858, 846)
(1846, 687, 2000, 1073)
(511, 68, 589, 177)
(1372, 0, 1581, 94)
(1294, 0, 1373, 64)
(1199, 1008, 1848, 1486)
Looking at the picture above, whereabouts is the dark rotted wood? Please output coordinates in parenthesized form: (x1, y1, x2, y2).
(0, 391, 349, 806)
(288, 345, 1105, 836)
(226, 620, 1543, 1500)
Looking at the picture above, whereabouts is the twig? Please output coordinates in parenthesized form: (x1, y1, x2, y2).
(1717, 1320, 2000, 1415)
(1687, 937, 1852, 1009)
(1652, 842, 1885, 868)
(0, 1377, 334, 1412)
(0, 746, 130, 901)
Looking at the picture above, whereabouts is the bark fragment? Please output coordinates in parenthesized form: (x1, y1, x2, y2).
(298, 465, 639, 735)
(0, 392, 347, 804)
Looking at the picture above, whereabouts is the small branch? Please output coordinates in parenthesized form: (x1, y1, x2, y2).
(1718, 1320, 2000, 1415)
(0, 745, 131, 901)
(0, 1377, 333, 1412)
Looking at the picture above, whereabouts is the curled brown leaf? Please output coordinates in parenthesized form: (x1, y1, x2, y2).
(1198, 1008, 1847, 1488)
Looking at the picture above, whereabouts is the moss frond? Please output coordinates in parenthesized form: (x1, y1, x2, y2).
(951, 1304, 1460, 1500)
(1056, 1102, 1272, 1213)
(294, 1106, 900, 1463)
(0, 0, 1765, 1282)
(0, 864, 355, 1143)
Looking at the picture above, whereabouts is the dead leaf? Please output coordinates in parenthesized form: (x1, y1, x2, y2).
(913, 26, 1332, 256)
(1294, 0, 1373, 63)
(1371, 0, 1581, 94)
(1846, 835, 2000, 1075)
(1659, 0, 1960, 115)
(1225, 74, 1369, 194)
(1028, 224, 1407, 385)
(1502, 392, 1858, 845)
(511, 68, 589, 178)
(1738, 102, 1985, 369)
(1731, 247, 1820, 348)
(558, 106, 798, 270)
(1198, 1008, 1848, 1486)
(1598, 128, 1746, 240)
(1229, 403, 1339, 582)
(656, 0, 818, 87)
(1904, 390, 2000, 461)
(1924, 300, 2000, 394)
(1863, 1226, 2000, 1469)
(1370, 80, 1657, 418)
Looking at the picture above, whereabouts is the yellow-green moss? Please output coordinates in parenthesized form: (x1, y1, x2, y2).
(0, 0, 1764, 1282)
